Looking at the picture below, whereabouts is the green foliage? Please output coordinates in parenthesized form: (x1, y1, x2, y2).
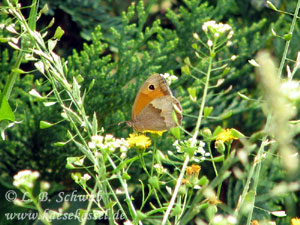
(1, 0, 300, 224)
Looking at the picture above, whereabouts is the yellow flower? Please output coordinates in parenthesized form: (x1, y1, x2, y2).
(292, 218, 300, 225)
(143, 130, 166, 136)
(186, 166, 193, 176)
(127, 134, 152, 149)
(181, 178, 190, 185)
(250, 220, 259, 225)
(186, 164, 201, 176)
(216, 128, 238, 143)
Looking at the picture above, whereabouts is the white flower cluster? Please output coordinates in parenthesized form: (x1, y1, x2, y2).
(173, 138, 208, 162)
(13, 170, 40, 189)
(89, 135, 129, 157)
(161, 73, 178, 86)
(153, 164, 167, 174)
(211, 214, 237, 225)
(202, 20, 233, 39)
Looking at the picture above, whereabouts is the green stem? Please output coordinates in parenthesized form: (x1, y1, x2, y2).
(162, 46, 215, 225)
(277, 0, 300, 78)
(234, 115, 271, 223)
(25, 191, 51, 225)
(1, 52, 23, 103)
(208, 143, 218, 176)
(107, 155, 141, 224)
(80, 184, 97, 225)
(150, 136, 157, 177)
(192, 53, 214, 141)
(162, 155, 190, 225)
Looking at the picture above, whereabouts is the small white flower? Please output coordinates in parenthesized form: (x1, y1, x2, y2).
(213, 214, 224, 223)
(231, 55, 237, 61)
(207, 40, 213, 47)
(153, 164, 167, 174)
(91, 135, 104, 144)
(214, 33, 220, 38)
(193, 33, 200, 40)
(88, 141, 96, 149)
(227, 41, 233, 47)
(82, 174, 91, 182)
(228, 30, 234, 39)
(161, 73, 178, 86)
(227, 215, 237, 224)
(120, 152, 127, 159)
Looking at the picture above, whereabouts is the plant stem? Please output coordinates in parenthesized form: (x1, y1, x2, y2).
(81, 184, 97, 225)
(1, 52, 23, 103)
(193, 52, 214, 141)
(277, 0, 300, 78)
(234, 115, 271, 222)
(162, 155, 190, 225)
(162, 49, 214, 225)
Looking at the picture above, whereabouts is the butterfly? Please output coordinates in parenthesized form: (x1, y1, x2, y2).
(127, 74, 182, 131)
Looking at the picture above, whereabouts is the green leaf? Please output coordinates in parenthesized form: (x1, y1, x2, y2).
(48, 39, 57, 51)
(11, 68, 26, 74)
(181, 65, 190, 75)
(54, 26, 64, 40)
(92, 210, 105, 219)
(212, 126, 223, 138)
(170, 126, 180, 140)
(204, 106, 213, 117)
(53, 141, 67, 147)
(40, 121, 54, 129)
(283, 32, 292, 41)
(92, 112, 98, 136)
(267, 1, 277, 11)
(88, 79, 95, 93)
(187, 87, 197, 102)
(221, 110, 232, 119)
(231, 128, 245, 139)
(66, 156, 85, 169)
(237, 92, 250, 100)
(29, 89, 46, 100)
(76, 74, 84, 83)
(0, 95, 15, 122)
(198, 176, 209, 186)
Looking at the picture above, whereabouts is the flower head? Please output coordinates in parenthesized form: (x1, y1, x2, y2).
(173, 138, 207, 161)
(143, 130, 166, 136)
(127, 133, 152, 149)
(13, 170, 40, 190)
(216, 128, 238, 143)
(202, 21, 232, 35)
(292, 218, 300, 225)
(161, 73, 178, 86)
(186, 164, 201, 176)
(153, 164, 167, 174)
(89, 134, 129, 153)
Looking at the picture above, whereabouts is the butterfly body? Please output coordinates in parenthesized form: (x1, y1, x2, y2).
(128, 74, 182, 131)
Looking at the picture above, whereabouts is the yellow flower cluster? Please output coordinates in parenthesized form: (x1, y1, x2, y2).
(216, 128, 238, 143)
(186, 164, 201, 176)
(127, 134, 152, 149)
(143, 130, 166, 136)
(292, 218, 300, 225)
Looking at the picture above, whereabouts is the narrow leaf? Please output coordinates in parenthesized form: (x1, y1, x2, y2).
(0, 96, 15, 122)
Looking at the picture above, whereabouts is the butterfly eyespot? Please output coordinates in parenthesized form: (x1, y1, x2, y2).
(149, 84, 155, 90)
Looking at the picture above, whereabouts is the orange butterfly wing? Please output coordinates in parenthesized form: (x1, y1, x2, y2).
(131, 74, 169, 119)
